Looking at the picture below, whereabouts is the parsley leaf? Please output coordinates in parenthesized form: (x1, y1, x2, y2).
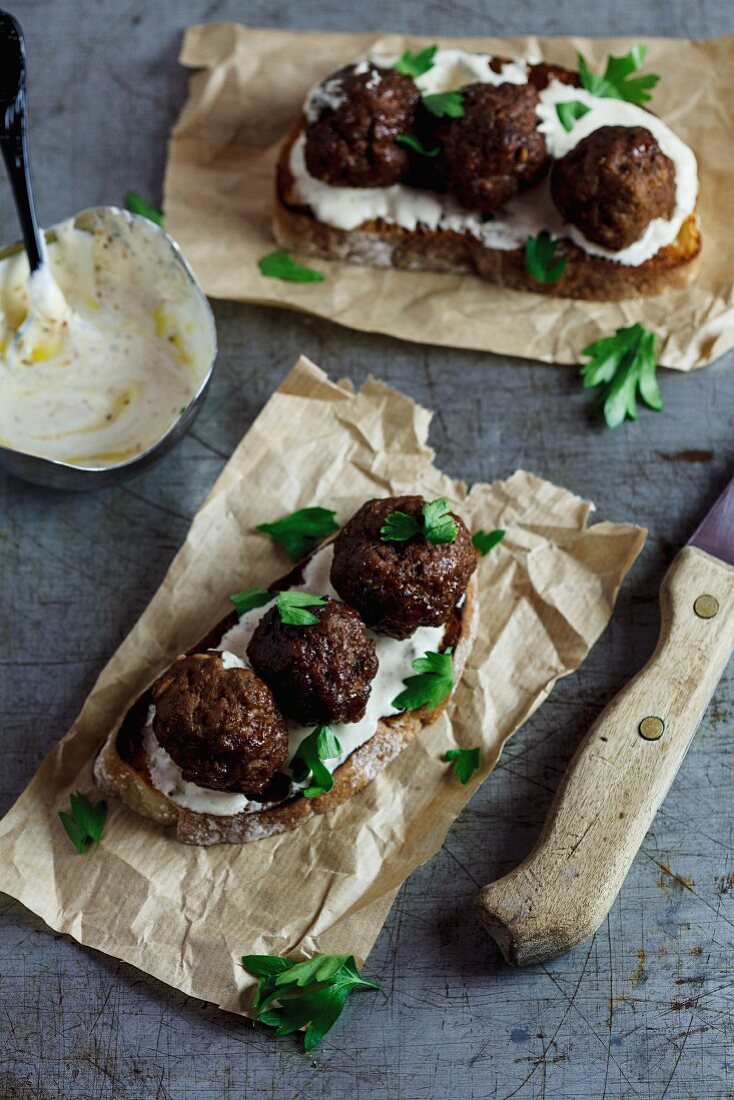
(380, 510, 422, 542)
(124, 190, 163, 226)
(581, 322, 661, 429)
(69, 792, 106, 842)
(577, 44, 660, 105)
(246, 954, 297, 982)
(256, 506, 339, 562)
(381, 498, 457, 544)
(276, 591, 326, 626)
(258, 250, 325, 283)
(444, 746, 481, 785)
(291, 726, 343, 797)
(230, 588, 326, 625)
(472, 529, 505, 556)
(555, 100, 591, 132)
(242, 953, 379, 1051)
(422, 90, 465, 118)
(273, 954, 349, 989)
(421, 498, 457, 544)
(230, 588, 273, 618)
(395, 134, 439, 158)
(394, 44, 437, 77)
(392, 649, 455, 712)
(59, 792, 106, 854)
(525, 231, 567, 285)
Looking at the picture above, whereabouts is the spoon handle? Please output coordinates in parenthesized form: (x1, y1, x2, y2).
(0, 11, 44, 272)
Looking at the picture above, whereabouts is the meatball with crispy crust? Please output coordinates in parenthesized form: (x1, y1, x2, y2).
(304, 62, 420, 187)
(439, 82, 548, 214)
(330, 496, 477, 640)
(247, 597, 378, 726)
(151, 653, 288, 798)
(551, 125, 676, 251)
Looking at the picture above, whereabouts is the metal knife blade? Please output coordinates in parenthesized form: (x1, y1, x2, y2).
(689, 475, 734, 567)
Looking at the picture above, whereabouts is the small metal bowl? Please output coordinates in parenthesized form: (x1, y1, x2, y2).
(0, 206, 217, 491)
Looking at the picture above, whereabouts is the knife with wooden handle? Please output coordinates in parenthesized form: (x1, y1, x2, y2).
(475, 476, 734, 967)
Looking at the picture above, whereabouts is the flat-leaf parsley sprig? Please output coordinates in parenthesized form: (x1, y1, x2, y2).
(124, 191, 163, 226)
(525, 231, 566, 285)
(276, 591, 327, 626)
(396, 134, 439, 158)
(230, 588, 326, 626)
(581, 322, 661, 429)
(242, 953, 379, 1052)
(444, 747, 481, 784)
(258, 250, 325, 283)
(392, 649, 455, 712)
(577, 44, 660, 105)
(290, 725, 343, 798)
(256, 506, 339, 562)
(472, 529, 505, 556)
(230, 588, 272, 617)
(381, 498, 457, 545)
(422, 90, 465, 118)
(394, 44, 437, 78)
(59, 792, 107, 854)
(555, 100, 591, 132)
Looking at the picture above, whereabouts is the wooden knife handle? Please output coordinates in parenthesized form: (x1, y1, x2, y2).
(475, 546, 734, 967)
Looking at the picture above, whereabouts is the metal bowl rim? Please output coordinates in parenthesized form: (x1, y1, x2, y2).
(0, 204, 217, 477)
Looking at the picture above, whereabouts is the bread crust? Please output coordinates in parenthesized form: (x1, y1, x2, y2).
(94, 547, 479, 846)
(274, 123, 701, 302)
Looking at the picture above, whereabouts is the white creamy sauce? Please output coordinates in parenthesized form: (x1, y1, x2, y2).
(304, 74, 349, 123)
(293, 49, 698, 267)
(414, 48, 528, 94)
(219, 650, 247, 670)
(291, 132, 563, 245)
(143, 706, 276, 816)
(144, 544, 449, 816)
(536, 81, 698, 265)
(294, 616, 445, 771)
(353, 58, 382, 91)
(23, 260, 70, 333)
(369, 47, 528, 93)
(0, 208, 215, 467)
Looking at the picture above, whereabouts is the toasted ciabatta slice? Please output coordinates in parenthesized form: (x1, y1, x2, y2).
(94, 540, 479, 846)
(274, 123, 701, 302)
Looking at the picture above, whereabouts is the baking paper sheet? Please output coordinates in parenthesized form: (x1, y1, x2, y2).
(164, 25, 734, 371)
(0, 357, 645, 1014)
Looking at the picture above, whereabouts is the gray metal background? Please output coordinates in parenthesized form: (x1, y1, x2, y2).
(1, 2, 733, 1098)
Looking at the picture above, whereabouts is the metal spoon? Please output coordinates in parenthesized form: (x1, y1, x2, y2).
(0, 11, 217, 491)
(0, 9, 44, 273)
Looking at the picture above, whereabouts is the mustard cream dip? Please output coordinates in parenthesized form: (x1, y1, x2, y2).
(0, 208, 215, 467)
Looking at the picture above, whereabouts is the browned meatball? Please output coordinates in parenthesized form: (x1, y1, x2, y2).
(151, 653, 288, 798)
(528, 62, 581, 91)
(551, 125, 676, 251)
(304, 62, 420, 187)
(247, 597, 378, 726)
(330, 496, 477, 640)
(439, 82, 548, 214)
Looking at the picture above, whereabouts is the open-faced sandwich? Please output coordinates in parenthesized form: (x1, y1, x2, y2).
(94, 496, 481, 845)
(274, 43, 701, 300)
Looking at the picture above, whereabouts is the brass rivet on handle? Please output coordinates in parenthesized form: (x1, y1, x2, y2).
(694, 594, 719, 619)
(639, 716, 664, 741)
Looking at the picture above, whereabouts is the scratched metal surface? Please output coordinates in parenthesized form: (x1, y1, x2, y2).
(1, 1, 733, 1097)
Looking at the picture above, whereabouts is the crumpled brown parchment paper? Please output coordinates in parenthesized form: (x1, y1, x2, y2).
(164, 25, 734, 371)
(0, 357, 645, 1014)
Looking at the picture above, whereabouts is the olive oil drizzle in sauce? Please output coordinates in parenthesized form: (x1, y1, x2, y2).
(0, 209, 214, 467)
